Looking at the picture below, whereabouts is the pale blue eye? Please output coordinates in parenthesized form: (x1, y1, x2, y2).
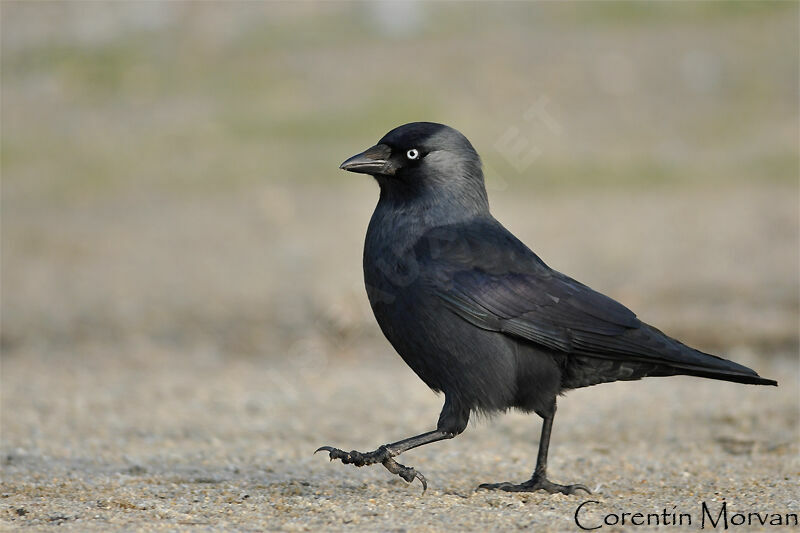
(406, 148, 420, 160)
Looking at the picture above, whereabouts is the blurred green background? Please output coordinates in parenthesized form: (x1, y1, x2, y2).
(2, 1, 798, 361)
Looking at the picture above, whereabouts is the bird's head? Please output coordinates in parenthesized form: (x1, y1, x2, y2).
(340, 122, 488, 211)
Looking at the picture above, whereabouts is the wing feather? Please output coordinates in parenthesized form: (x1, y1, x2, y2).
(416, 218, 766, 382)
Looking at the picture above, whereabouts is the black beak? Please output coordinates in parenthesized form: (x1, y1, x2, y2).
(339, 143, 395, 175)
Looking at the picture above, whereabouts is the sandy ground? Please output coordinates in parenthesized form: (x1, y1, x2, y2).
(1, 345, 797, 532)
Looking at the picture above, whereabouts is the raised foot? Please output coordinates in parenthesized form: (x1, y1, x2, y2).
(477, 475, 590, 495)
(314, 445, 427, 493)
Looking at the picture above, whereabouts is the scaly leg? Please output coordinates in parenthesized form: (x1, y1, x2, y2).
(316, 397, 469, 493)
(478, 409, 590, 495)
(316, 430, 456, 493)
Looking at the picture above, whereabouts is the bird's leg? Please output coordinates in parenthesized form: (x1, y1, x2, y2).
(316, 430, 455, 493)
(316, 396, 469, 493)
(478, 408, 591, 495)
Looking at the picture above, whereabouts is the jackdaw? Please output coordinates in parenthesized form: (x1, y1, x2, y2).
(316, 122, 777, 494)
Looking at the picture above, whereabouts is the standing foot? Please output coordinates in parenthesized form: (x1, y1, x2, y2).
(477, 474, 590, 495)
(315, 445, 427, 493)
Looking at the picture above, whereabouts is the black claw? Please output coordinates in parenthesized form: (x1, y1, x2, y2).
(416, 472, 428, 494)
(571, 484, 592, 495)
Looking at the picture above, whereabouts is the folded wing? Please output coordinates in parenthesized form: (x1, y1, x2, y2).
(417, 219, 776, 386)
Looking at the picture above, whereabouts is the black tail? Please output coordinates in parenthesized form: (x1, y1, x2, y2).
(571, 323, 778, 387)
(620, 343, 778, 386)
(648, 329, 778, 386)
(674, 365, 777, 386)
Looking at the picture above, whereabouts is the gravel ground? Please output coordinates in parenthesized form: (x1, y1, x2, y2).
(2, 343, 797, 532)
(2, 183, 799, 531)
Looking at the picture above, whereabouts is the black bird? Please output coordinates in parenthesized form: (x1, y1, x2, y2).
(316, 122, 777, 494)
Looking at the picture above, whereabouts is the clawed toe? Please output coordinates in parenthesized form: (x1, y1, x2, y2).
(381, 455, 428, 494)
(477, 476, 591, 495)
(314, 445, 390, 466)
(314, 444, 427, 493)
(477, 481, 517, 491)
(314, 445, 358, 464)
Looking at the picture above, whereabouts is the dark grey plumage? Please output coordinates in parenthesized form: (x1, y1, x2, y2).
(316, 122, 776, 494)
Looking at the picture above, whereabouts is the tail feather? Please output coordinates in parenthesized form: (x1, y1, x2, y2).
(675, 366, 777, 386)
(636, 326, 778, 386)
(569, 323, 778, 387)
